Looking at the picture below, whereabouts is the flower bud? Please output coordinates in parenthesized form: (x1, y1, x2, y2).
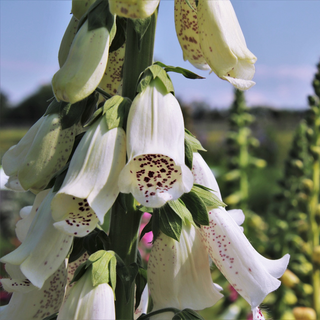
(2, 114, 79, 193)
(293, 307, 317, 320)
(52, 19, 114, 104)
(280, 269, 300, 288)
(109, 0, 159, 19)
(312, 245, 320, 265)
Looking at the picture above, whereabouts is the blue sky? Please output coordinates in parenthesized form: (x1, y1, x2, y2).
(1, 1, 320, 109)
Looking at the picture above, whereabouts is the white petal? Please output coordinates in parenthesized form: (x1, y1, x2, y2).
(57, 271, 115, 320)
(134, 284, 149, 319)
(5, 174, 26, 192)
(148, 224, 223, 311)
(0, 190, 73, 288)
(227, 209, 245, 226)
(223, 76, 256, 91)
(0, 261, 67, 320)
(52, 122, 126, 225)
(119, 79, 193, 207)
(2, 117, 44, 177)
(15, 190, 50, 242)
(192, 152, 221, 200)
(200, 207, 289, 309)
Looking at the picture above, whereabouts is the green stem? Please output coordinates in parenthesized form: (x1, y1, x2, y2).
(122, 12, 157, 100)
(109, 11, 157, 320)
(310, 158, 320, 316)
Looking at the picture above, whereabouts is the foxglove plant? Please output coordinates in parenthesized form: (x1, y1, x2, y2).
(0, 1, 289, 319)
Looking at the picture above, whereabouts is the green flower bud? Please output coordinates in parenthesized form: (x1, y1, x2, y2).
(293, 307, 316, 320)
(280, 269, 300, 288)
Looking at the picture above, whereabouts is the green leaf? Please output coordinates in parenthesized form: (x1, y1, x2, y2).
(69, 237, 87, 263)
(168, 199, 195, 226)
(91, 251, 117, 287)
(184, 137, 194, 170)
(192, 184, 225, 210)
(137, 65, 174, 94)
(155, 205, 182, 241)
(81, 92, 99, 126)
(102, 95, 132, 130)
(109, 16, 126, 52)
(154, 61, 204, 80)
(83, 229, 108, 255)
(185, 129, 206, 152)
(135, 267, 148, 309)
(181, 191, 209, 226)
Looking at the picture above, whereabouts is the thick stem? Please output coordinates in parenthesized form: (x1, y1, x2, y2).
(109, 11, 157, 320)
(122, 13, 157, 100)
(310, 158, 320, 316)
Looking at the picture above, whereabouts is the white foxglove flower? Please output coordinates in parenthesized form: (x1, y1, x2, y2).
(2, 114, 79, 193)
(192, 153, 289, 313)
(51, 119, 126, 237)
(198, 0, 257, 90)
(52, 18, 115, 104)
(0, 261, 68, 320)
(118, 78, 193, 207)
(109, 0, 159, 19)
(0, 189, 73, 288)
(57, 270, 115, 320)
(147, 223, 223, 315)
(201, 206, 289, 310)
(174, 0, 257, 90)
(174, 0, 210, 70)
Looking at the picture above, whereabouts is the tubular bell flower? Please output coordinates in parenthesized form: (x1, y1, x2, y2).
(118, 78, 193, 207)
(0, 194, 68, 320)
(147, 223, 223, 316)
(192, 152, 290, 315)
(174, 0, 257, 90)
(51, 117, 126, 237)
(0, 261, 68, 320)
(57, 270, 115, 320)
(0, 190, 73, 289)
(108, 0, 160, 19)
(2, 114, 79, 193)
